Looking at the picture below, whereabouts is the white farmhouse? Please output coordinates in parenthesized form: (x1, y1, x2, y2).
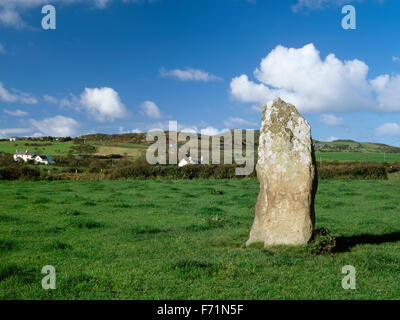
(9, 136, 19, 142)
(34, 155, 48, 165)
(34, 155, 55, 165)
(13, 150, 36, 162)
(178, 156, 206, 167)
(13, 150, 55, 165)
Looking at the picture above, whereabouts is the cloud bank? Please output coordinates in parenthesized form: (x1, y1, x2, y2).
(375, 122, 400, 137)
(30, 115, 79, 137)
(319, 114, 344, 126)
(160, 67, 222, 82)
(230, 43, 400, 113)
(0, 82, 37, 104)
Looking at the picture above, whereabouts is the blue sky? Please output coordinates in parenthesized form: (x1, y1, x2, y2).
(1, 0, 400, 145)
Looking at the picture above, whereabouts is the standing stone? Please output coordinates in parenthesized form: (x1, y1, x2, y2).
(247, 98, 317, 247)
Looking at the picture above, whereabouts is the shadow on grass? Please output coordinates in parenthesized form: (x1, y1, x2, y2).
(335, 232, 400, 252)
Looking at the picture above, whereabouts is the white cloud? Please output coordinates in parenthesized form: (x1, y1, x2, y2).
(0, 0, 155, 28)
(319, 114, 344, 126)
(30, 115, 79, 137)
(59, 94, 79, 108)
(292, 0, 362, 12)
(0, 82, 37, 104)
(118, 126, 143, 134)
(200, 126, 221, 136)
(0, 83, 17, 102)
(0, 43, 5, 54)
(121, 122, 232, 136)
(0, 127, 31, 139)
(393, 56, 400, 63)
(326, 136, 339, 142)
(0, 7, 24, 28)
(94, 0, 112, 8)
(140, 101, 161, 119)
(375, 122, 400, 137)
(131, 121, 218, 135)
(370, 74, 400, 112)
(223, 117, 257, 129)
(3, 109, 28, 116)
(160, 67, 222, 82)
(230, 43, 400, 113)
(80, 87, 127, 122)
(43, 94, 58, 104)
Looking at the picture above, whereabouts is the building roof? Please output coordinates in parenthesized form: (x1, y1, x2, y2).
(15, 150, 36, 157)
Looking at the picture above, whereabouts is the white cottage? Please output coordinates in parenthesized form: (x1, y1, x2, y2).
(34, 155, 55, 165)
(13, 150, 55, 165)
(13, 150, 36, 162)
(178, 156, 206, 167)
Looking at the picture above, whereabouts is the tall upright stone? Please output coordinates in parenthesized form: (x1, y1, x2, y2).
(247, 98, 317, 247)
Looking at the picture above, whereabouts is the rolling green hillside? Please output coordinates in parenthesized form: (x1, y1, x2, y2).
(313, 139, 400, 153)
(0, 140, 76, 156)
(1, 133, 400, 164)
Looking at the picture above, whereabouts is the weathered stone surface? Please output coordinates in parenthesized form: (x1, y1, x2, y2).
(246, 98, 317, 247)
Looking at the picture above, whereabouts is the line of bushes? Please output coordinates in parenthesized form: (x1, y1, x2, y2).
(317, 161, 389, 180)
(107, 164, 249, 180)
(106, 163, 389, 180)
(0, 161, 395, 181)
(0, 167, 43, 181)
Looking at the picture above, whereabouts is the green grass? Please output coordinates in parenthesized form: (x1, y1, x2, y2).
(0, 178, 399, 299)
(315, 151, 400, 162)
(0, 140, 148, 161)
(0, 141, 75, 156)
(91, 141, 148, 160)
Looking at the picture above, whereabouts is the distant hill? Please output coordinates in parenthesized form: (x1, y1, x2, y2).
(312, 139, 400, 153)
(79, 131, 400, 154)
(79, 133, 150, 144)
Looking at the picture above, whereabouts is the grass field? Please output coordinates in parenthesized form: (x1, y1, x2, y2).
(94, 144, 146, 160)
(0, 141, 75, 156)
(1, 178, 400, 299)
(315, 151, 400, 162)
(2, 139, 400, 164)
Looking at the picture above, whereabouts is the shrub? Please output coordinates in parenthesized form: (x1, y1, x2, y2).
(318, 162, 388, 180)
(85, 159, 109, 173)
(0, 153, 14, 166)
(0, 167, 42, 181)
(308, 227, 337, 255)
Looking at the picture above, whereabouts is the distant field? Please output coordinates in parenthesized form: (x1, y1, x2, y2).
(314, 139, 400, 154)
(0, 140, 147, 160)
(316, 152, 400, 162)
(1, 178, 399, 299)
(0, 141, 75, 156)
(91, 142, 147, 160)
(95, 145, 143, 159)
